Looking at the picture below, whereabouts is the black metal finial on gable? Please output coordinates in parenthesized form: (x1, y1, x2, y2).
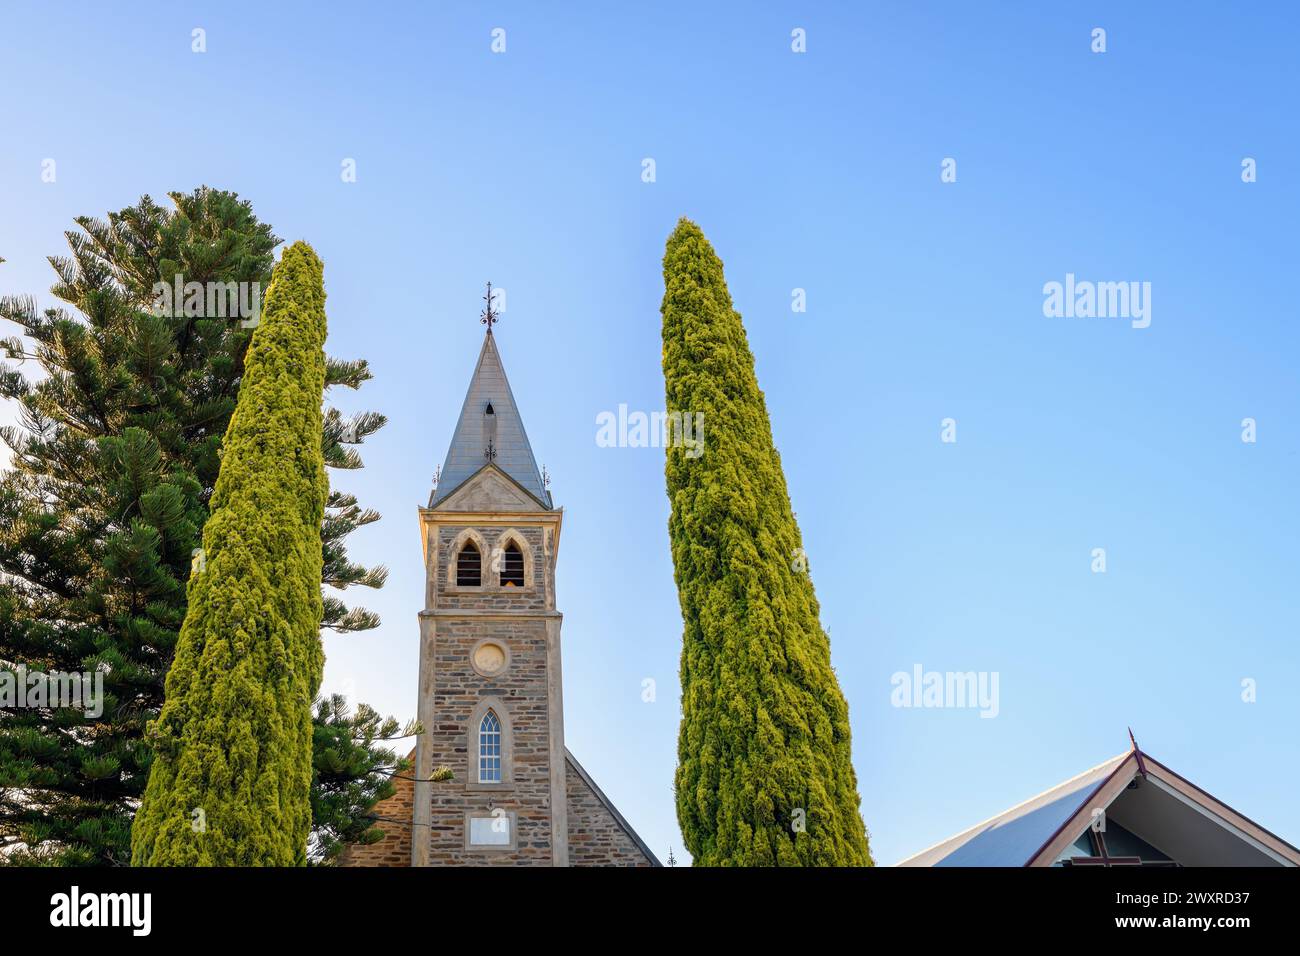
(1128, 726, 1148, 777)
(481, 281, 500, 334)
(542, 465, 550, 490)
(485, 439, 497, 463)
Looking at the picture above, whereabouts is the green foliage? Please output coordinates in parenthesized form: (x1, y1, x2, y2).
(0, 190, 391, 866)
(0, 189, 277, 865)
(661, 218, 872, 867)
(310, 695, 442, 865)
(131, 242, 329, 866)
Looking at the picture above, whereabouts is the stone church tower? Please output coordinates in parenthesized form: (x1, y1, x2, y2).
(339, 319, 657, 867)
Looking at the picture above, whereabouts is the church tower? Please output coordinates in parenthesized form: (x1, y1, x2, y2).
(411, 316, 568, 866)
(338, 295, 657, 868)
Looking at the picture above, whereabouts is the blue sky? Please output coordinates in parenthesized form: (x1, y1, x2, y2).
(1, 2, 1297, 866)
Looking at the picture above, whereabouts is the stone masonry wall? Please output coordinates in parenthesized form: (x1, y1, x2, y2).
(341, 501, 654, 867)
(566, 757, 656, 866)
(339, 748, 656, 867)
(437, 526, 547, 613)
(415, 615, 554, 865)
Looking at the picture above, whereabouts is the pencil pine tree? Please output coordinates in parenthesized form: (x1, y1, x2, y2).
(661, 218, 871, 866)
(131, 242, 329, 865)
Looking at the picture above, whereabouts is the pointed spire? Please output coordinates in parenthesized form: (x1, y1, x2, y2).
(429, 328, 550, 508)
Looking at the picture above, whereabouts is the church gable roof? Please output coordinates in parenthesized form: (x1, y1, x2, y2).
(897, 739, 1300, 867)
(431, 462, 552, 513)
(565, 750, 661, 867)
(430, 332, 551, 510)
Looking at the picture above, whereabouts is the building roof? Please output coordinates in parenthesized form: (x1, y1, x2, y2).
(897, 738, 1300, 867)
(565, 749, 662, 867)
(430, 331, 551, 509)
(897, 753, 1129, 867)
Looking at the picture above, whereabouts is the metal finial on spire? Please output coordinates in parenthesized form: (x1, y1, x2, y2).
(426, 465, 443, 508)
(542, 465, 550, 490)
(481, 281, 499, 334)
(485, 439, 497, 462)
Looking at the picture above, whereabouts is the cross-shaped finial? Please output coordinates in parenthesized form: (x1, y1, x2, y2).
(485, 439, 497, 462)
(481, 281, 499, 334)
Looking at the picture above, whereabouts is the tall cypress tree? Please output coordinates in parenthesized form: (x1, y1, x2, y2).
(0, 190, 387, 865)
(132, 241, 328, 866)
(661, 218, 871, 866)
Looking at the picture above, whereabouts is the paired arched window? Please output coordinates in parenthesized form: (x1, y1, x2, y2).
(500, 541, 524, 587)
(478, 710, 502, 783)
(453, 536, 528, 589)
(456, 541, 481, 587)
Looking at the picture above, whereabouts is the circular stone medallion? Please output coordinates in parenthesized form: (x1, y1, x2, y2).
(473, 641, 507, 676)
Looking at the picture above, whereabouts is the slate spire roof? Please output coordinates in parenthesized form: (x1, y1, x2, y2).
(430, 330, 551, 509)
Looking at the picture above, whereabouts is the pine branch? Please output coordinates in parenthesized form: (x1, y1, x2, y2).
(325, 356, 373, 391)
(320, 598, 380, 634)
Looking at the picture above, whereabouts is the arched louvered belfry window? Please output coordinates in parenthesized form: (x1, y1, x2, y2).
(500, 540, 524, 587)
(478, 710, 502, 783)
(456, 541, 481, 587)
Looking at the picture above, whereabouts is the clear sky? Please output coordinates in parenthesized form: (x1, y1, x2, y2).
(1, 2, 1297, 866)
